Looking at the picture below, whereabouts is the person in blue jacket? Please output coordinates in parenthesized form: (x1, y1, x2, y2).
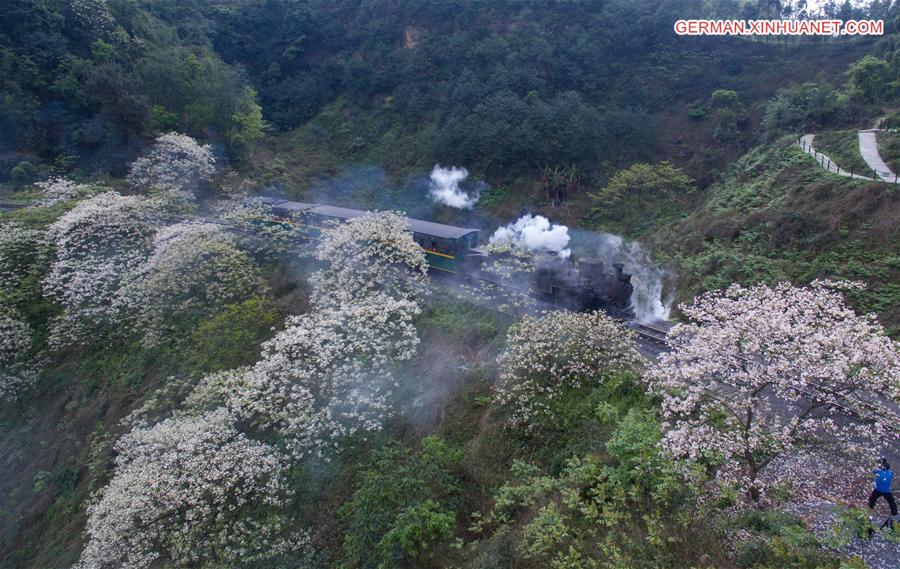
(869, 458, 897, 516)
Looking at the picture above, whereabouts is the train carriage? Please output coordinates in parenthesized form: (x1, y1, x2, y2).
(259, 198, 480, 274)
(254, 197, 633, 315)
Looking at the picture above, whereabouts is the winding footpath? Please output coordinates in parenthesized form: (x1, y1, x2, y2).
(799, 121, 899, 183)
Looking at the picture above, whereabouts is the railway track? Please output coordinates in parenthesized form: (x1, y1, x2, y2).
(627, 321, 671, 346)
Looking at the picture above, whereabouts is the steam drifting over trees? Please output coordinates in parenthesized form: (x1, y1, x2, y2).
(114, 222, 266, 347)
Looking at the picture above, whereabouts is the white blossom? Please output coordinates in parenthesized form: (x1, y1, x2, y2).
(42, 192, 155, 347)
(191, 212, 428, 457)
(645, 281, 900, 502)
(115, 222, 266, 347)
(494, 310, 644, 427)
(69, 0, 115, 35)
(74, 410, 305, 569)
(30, 177, 98, 208)
(126, 132, 216, 209)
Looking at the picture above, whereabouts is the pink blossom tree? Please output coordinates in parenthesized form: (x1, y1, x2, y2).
(645, 281, 900, 503)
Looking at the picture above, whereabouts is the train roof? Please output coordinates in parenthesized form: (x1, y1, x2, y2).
(262, 197, 480, 240)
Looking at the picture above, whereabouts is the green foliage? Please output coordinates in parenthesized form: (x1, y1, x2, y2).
(649, 139, 900, 336)
(762, 82, 845, 136)
(0, 0, 262, 174)
(846, 55, 895, 105)
(468, 409, 717, 568)
(731, 510, 846, 568)
(9, 161, 35, 186)
(812, 130, 869, 174)
(589, 161, 696, 236)
(228, 87, 267, 155)
(187, 297, 283, 373)
(339, 436, 463, 568)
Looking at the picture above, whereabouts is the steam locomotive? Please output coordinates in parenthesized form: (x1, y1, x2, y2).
(258, 197, 634, 317)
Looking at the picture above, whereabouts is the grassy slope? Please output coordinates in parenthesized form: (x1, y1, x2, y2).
(814, 129, 870, 174)
(877, 129, 900, 173)
(648, 138, 900, 336)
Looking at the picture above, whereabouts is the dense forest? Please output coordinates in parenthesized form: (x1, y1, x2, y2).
(2, 1, 900, 569)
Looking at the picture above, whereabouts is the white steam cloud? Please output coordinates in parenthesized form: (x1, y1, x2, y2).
(592, 233, 673, 322)
(490, 215, 571, 258)
(428, 165, 478, 209)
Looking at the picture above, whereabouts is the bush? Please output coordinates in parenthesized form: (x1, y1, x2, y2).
(339, 436, 462, 568)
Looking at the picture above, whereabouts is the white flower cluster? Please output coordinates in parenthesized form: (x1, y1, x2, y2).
(75, 212, 426, 565)
(42, 192, 155, 347)
(69, 0, 116, 35)
(461, 240, 537, 315)
(114, 222, 266, 347)
(126, 133, 216, 210)
(74, 410, 307, 569)
(191, 212, 428, 457)
(645, 281, 900, 502)
(494, 310, 643, 427)
(0, 307, 37, 400)
(31, 177, 97, 208)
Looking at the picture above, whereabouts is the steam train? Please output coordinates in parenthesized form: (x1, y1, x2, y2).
(257, 197, 634, 317)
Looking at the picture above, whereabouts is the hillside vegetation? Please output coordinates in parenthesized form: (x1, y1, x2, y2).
(2, 2, 900, 569)
(648, 139, 900, 335)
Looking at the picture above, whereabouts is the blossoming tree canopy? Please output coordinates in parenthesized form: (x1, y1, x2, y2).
(42, 192, 156, 346)
(310, 210, 429, 312)
(126, 132, 216, 195)
(31, 177, 96, 207)
(188, 211, 430, 458)
(114, 221, 267, 346)
(645, 281, 900, 502)
(494, 310, 644, 427)
(74, 410, 305, 569)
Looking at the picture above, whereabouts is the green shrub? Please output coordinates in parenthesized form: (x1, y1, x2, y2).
(187, 297, 283, 373)
(339, 436, 463, 568)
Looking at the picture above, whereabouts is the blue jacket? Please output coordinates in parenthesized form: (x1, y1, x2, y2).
(874, 468, 894, 493)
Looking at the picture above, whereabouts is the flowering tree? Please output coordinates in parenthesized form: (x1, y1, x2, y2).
(461, 240, 537, 315)
(190, 212, 428, 457)
(30, 177, 97, 208)
(126, 132, 216, 208)
(115, 222, 266, 347)
(74, 410, 306, 569)
(213, 197, 311, 258)
(645, 281, 900, 502)
(494, 310, 644, 427)
(42, 192, 155, 347)
(0, 308, 37, 400)
(309, 211, 428, 312)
